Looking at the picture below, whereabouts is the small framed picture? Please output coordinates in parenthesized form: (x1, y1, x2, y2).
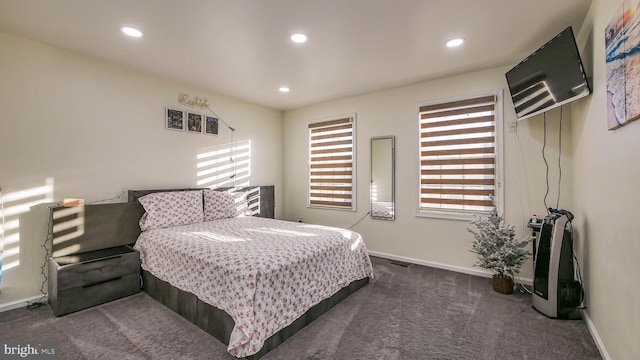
(187, 112, 203, 133)
(205, 115, 219, 136)
(166, 108, 184, 131)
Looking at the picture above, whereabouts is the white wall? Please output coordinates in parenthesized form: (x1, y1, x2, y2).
(283, 67, 573, 282)
(0, 32, 284, 307)
(572, 1, 640, 359)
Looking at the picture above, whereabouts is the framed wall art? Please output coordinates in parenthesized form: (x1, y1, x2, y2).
(165, 108, 184, 131)
(205, 115, 219, 136)
(605, 0, 640, 130)
(187, 112, 203, 133)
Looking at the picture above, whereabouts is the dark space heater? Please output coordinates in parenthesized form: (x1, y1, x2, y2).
(532, 210, 582, 318)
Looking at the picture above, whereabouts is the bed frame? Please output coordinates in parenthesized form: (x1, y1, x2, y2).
(127, 186, 369, 359)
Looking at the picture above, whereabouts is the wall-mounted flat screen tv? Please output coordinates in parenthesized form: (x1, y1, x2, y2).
(505, 26, 591, 121)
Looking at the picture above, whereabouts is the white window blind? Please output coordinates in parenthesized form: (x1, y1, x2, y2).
(419, 95, 497, 214)
(308, 116, 355, 210)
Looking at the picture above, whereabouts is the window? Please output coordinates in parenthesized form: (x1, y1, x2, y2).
(308, 115, 356, 210)
(418, 93, 502, 218)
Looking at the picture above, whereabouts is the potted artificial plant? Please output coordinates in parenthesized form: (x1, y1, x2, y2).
(467, 205, 532, 294)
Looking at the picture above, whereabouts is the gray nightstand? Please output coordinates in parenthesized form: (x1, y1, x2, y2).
(48, 245, 140, 316)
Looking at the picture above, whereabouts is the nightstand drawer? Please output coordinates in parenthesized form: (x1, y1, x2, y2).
(48, 245, 141, 316)
(54, 247, 140, 291)
(53, 273, 140, 316)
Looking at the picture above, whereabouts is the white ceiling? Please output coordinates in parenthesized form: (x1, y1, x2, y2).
(0, 0, 592, 111)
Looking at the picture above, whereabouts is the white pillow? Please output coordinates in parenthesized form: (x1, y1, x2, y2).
(139, 190, 204, 231)
(204, 190, 249, 221)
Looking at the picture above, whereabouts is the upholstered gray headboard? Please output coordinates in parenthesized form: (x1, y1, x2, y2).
(50, 186, 275, 257)
(51, 202, 145, 257)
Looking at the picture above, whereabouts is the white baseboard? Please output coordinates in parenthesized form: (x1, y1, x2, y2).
(368, 250, 533, 286)
(0, 295, 48, 313)
(582, 310, 611, 360)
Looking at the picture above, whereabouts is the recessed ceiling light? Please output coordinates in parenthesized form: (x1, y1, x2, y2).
(279, 86, 291, 93)
(122, 26, 143, 38)
(446, 37, 465, 48)
(290, 33, 308, 43)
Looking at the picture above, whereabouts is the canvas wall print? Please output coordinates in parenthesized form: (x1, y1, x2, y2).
(166, 108, 184, 131)
(187, 112, 203, 133)
(205, 115, 219, 135)
(606, 0, 640, 130)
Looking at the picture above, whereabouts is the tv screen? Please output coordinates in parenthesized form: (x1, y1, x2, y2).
(505, 26, 591, 120)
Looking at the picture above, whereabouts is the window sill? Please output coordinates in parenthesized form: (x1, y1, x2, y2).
(415, 210, 483, 222)
(308, 205, 357, 212)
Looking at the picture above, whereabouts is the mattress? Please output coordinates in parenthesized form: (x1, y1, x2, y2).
(133, 216, 373, 357)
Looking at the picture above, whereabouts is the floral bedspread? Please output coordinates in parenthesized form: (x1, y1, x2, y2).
(134, 216, 373, 358)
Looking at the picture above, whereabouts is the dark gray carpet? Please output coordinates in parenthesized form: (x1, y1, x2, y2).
(0, 256, 601, 359)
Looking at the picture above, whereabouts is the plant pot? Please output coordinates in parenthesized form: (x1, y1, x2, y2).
(492, 275, 514, 294)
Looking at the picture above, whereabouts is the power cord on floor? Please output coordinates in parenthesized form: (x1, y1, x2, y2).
(26, 204, 57, 311)
(518, 281, 532, 295)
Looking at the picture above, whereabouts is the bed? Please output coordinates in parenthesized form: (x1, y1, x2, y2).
(128, 186, 373, 359)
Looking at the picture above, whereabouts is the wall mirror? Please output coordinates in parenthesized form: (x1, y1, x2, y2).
(370, 136, 395, 220)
